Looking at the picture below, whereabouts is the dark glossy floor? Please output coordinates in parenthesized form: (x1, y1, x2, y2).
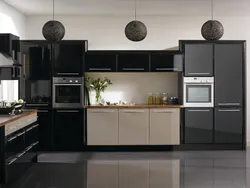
(4, 151, 250, 188)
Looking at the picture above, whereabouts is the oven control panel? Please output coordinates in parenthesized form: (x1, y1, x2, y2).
(184, 77, 214, 83)
(53, 77, 83, 84)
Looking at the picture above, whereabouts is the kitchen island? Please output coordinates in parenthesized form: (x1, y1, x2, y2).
(85, 105, 182, 148)
(0, 110, 38, 186)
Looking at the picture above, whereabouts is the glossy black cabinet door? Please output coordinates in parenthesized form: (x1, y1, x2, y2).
(0, 34, 20, 61)
(54, 109, 83, 151)
(214, 43, 244, 107)
(53, 42, 86, 76)
(215, 108, 242, 144)
(117, 53, 150, 72)
(85, 52, 117, 72)
(37, 110, 53, 151)
(184, 44, 213, 76)
(150, 52, 183, 72)
(184, 108, 213, 143)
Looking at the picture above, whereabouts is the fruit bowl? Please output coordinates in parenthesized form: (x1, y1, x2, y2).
(0, 106, 14, 114)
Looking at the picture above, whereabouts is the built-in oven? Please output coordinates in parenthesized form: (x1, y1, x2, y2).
(53, 77, 84, 108)
(183, 77, 214, 107)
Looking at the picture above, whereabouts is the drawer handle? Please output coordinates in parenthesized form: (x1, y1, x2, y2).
(57, 110, 79, 113)
(218, 109, 240, 112)
(7, 136, 17, 142)
(32, 124, 39, 129)
(7, 158, 18, 165)
(90, 110, 116, 113)
(218, 103, 240, 106)
(57, 73, 79, 75)
(122, 68, 145, 71)
(26, 127, 33, 132)
(153, 110, 177, 113)
(32, 141, 39, 146)
(89, 68, 112, 71)
(38, 110, 49, 113)
(187, 73, 210, 75)
(156, 68, 178, 71)
(25, 145, 33, 151)
(188, 110, 210, 112)
(17, 131, 25, 137)
(121, 110, 145, 113)
(16, 151, 26, 158)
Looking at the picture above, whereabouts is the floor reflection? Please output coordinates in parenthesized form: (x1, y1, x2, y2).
(3, 151, 248, 188)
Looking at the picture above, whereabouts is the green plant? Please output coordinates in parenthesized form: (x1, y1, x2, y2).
(85, 77, 112, 104)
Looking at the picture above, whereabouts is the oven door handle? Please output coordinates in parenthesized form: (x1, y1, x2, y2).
(53, 84, 82, 86)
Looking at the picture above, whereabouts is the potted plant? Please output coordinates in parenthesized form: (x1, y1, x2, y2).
(85, 77, 112, 105)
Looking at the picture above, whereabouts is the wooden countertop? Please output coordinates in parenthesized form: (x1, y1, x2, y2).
(84, 105, 183, 109)
(0, 110, 37, 127)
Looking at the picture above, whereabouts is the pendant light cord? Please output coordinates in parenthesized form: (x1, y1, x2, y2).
(53, 0, 55, 20)
(211, 0, 214, 20)
(134, 0, 137, 20)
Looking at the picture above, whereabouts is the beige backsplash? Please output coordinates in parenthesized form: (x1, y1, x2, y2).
(85, 72, 179, 104)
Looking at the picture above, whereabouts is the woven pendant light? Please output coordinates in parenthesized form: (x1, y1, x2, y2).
(42, 0, 65, 42)
(201, 0, 224, 41)
(125, 0, 147, 42)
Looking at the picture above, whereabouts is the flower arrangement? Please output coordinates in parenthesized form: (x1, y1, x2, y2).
(85, 77, 112, 104)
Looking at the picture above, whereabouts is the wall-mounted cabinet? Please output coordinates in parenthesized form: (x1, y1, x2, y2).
(85, 52, 117, 72)
(0, 34, 20, 62)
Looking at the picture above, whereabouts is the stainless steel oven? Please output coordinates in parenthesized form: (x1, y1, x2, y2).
(53, 77, 84, 108)
(184, 77, 214, 107)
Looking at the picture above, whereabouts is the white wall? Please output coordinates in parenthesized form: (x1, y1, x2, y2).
(25, 15, 250, 142)
(86, 72, 178, 104)
(0, 1, 26, 38)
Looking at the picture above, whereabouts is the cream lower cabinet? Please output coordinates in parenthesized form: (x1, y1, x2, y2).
(87, 109, 118, 145)
(119, 109, 149, 145)
(149, 108, 180, 145)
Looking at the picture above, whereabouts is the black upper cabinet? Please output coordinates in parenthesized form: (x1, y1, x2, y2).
(214, 43, 244, 107)
(0, 67, 20, 80)
(85, 52, 117, 72)
(183, 43, 213, 76)
(0, 34, 20, 62)
(215, 108, 242, 144)
(117, 53, 150, 72)
(150, 52, 183, 72)
(184, 108, 213, 144)
(53, 42, 87, 76)
(53, 109, 83, 151)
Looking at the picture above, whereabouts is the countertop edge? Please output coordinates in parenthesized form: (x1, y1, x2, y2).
(84, 105, 183, 109)
(0, 110, 38, 127)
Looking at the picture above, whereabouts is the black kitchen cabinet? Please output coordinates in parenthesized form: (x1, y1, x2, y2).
(37, 109, 53, 151)
(214, 43, 244, 107)
(150, 52, 183, 72)
(183, 43, 213, 76)
(0, 34, 20, 62)
(53, 41, 87, 76)
(117, 53, 150, 72)
(85, 52, 117, 72)
(53, 109, 84, 151)
(0, 67, 20, 80)
(215, 108, 242, 144)
(184, 108, 213, 144)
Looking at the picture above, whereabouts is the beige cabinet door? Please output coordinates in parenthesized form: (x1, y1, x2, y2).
(119, 160, 149, 188)
(119, 109, 149, 145)
(87, 160, 119, 188)
(149, 108, 180, 145)
(149, 160, 180, 188)
(87, 109, 118, 145)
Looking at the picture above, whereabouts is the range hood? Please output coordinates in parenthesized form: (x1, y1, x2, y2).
(0, 53, 19, 67)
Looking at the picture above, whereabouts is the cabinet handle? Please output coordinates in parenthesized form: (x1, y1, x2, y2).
(57, 110, 79, 113)
(122, 68, 145, 71)
(121, 110, 145, 113)
(7, 158, 18, 165)
(7, 136, 17, 142)
(16, 151, 26, 158)
(187, 73, 210, 75)
(17, 131, 25, 137)
(89, 68, 111, 71)
(188, 110, 210, 112)
(218, 103, 240, 106)
(26, 127, 33, 132)
(25, 145, 33, 151)
(12, 67, 15, 78)
(38, 110, 49, 113)
(156, 68, 178, 71)
(90, 110, 116, 113)
(57, 73, 79, 75)
(32, 124, 39, 129)
(153, 109, 177, 113)
(218, 109, 240, 112)
(32, 141, 39, 146)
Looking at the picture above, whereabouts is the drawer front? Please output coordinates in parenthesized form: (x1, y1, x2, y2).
(25, 124, 39, 147)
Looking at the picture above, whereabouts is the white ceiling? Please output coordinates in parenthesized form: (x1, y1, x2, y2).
(3, 0, 250, 16)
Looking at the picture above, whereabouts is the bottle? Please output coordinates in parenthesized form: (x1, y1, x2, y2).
(148, 93, 154, 105)
(155, 93, 161, 105)
(162, 93, 168, 105)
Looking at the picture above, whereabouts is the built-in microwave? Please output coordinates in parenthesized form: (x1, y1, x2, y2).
(53, 77, 84, 108)
(183, 77, 214, 107)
